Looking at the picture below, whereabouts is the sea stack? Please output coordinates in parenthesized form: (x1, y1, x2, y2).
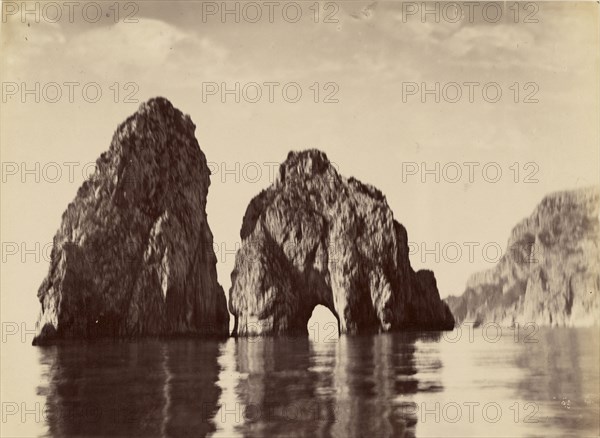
(229, 149, 455, 336)
(445, 187, 600, 327)
(32, 97, 229, 345)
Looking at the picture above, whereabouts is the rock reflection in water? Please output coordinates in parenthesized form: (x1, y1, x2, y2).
(224, 332, 443, 438)
(37, 333, 444, 438)
(513, 328, 600, 436)
(38, 339, 223, 437)
(30, 329, 600, 437)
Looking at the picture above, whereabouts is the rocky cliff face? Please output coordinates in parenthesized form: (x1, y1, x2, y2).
(229, 150, 454, 336)
(445, 187, 600, 327)
(33, 98, 229, 345)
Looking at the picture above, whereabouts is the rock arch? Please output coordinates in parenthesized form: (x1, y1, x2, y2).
(229, 150, 454, 336)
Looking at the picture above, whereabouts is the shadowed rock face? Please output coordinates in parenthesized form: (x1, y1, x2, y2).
(445, 187, 600, 327)
(229, 150, 454, 336)
(33, 97, 229, 345)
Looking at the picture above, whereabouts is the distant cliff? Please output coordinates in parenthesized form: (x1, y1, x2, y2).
(229, 149, 454, 336)
(33, 98, 229, 345)
(445, 187, 600, 327)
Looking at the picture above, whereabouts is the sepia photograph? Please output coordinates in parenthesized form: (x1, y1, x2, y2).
(1, 1, 599, 437)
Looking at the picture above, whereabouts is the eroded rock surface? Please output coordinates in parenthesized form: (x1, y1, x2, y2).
(33, 98, 229, 344)
(445, 187, 600, 327)
(229, 150, 454, 336)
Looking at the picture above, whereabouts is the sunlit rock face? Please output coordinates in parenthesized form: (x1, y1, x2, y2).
(32, 98, 229, 345)
(445, 187, 600, 327)
(229, 149, 455, 336)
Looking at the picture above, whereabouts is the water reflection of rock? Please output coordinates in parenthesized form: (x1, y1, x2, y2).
(512, 328, 600, 435)
(231, 337, 338, 436)
(231, 333, 443, 438)
(38, 334, 445, 437)
(334, 333, 435, 438)
(39, 340, 223, 437)
(162, 340, 223, 437)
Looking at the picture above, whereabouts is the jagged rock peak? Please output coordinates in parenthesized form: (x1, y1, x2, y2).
(279, 149, 333, 180)
(32, 97, 229, 345)
(116, 97, 195, 144)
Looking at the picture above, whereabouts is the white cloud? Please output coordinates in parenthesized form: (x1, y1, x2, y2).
(2, 17, 229, 84)
(1, 17, 65, 71)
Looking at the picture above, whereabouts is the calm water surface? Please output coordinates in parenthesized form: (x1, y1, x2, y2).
(2, 328, 598, 437)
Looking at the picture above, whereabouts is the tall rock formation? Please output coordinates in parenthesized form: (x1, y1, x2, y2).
(33, 98, 229, 345)
(445, 187, 600, 327)
(229, 149, 454, 336)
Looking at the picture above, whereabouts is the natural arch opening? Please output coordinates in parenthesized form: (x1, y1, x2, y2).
(307, 305, 339, 342)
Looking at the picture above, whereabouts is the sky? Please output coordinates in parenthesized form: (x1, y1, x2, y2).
(1, 1, 599, 329)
